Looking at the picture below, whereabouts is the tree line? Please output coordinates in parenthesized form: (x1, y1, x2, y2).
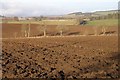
(90, 13, 118, 20)
(20, 23, 109, 38)
(21, 22, 69, 38)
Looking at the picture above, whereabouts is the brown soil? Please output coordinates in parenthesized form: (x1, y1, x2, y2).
(2, 23, 118, 38)
(2, 36, 119, 79)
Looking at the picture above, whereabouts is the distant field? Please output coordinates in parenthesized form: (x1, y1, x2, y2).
(1, 18, 118, 38)
(87, 19, 118, 27)
(1, 19, 118, 26)
(1, 19, 78, 25)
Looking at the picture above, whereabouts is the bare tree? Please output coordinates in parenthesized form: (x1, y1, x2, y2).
(56, 25, 63, 36)
(21, 22, 31, 37)
(21, 24, 27, 37)
(56, 25, 69, 36)
(101, 25, 108, 35)
(37, 22, 47, 37)
(27, 23, 31, 37)
(56, 20, 69, 36)
(93, 26, 98, 35)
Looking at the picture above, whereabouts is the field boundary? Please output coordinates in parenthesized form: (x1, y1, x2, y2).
(1, 34, 118, 40)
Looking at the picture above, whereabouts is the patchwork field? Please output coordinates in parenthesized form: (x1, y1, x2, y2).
(2, 36, 119, 78)
(1, 18, 119, 79)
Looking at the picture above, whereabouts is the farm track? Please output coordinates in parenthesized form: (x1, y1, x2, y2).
(2, 36, 119, 78)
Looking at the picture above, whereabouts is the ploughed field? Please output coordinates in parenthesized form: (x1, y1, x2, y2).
(2, 36, 119, 78)
(2, 23, 118, 38)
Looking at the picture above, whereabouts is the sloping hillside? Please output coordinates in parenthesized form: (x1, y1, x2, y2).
(67, 10, 118, 17)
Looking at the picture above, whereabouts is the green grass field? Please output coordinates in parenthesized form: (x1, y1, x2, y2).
(87, 19, 118, 27)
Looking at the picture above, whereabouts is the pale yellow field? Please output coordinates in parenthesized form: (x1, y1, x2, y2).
(2, 19, 78, 25)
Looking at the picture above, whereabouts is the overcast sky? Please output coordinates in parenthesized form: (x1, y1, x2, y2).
(0, 0, 119, 17)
